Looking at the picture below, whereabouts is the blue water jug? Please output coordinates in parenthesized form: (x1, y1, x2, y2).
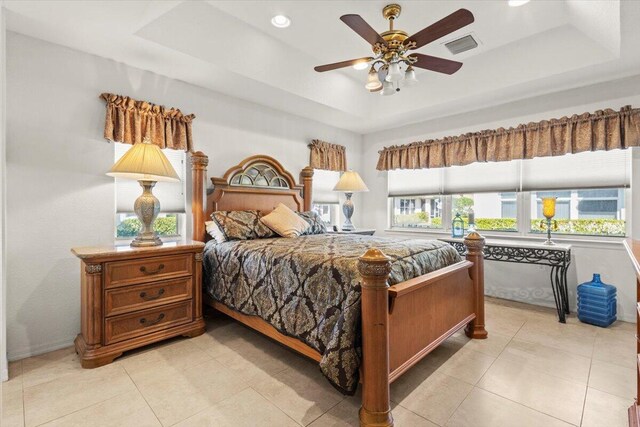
(577, 274, 617, 327)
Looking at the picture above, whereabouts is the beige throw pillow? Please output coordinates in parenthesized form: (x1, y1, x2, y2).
(260, 203, 310, 238)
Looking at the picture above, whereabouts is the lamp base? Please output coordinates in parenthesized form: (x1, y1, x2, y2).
(131, 180, 163, 247)
(342, 192, 356, 231)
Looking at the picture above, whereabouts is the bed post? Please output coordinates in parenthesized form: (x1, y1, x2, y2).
(358, 248, 393, 427)
(301, 166, 314, 211)
(190, 151, 208, 242)
(464, 231, 488, 339)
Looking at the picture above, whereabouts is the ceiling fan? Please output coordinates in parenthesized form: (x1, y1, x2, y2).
(314, 4, 474, 96)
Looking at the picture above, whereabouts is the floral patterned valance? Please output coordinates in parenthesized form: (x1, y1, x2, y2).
(100, 93, 195, 151)
(377, 105, 640, 170)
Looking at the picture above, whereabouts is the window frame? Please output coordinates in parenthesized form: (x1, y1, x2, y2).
(388, 188, 629, 241)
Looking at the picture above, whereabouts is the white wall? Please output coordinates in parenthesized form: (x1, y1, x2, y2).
(0, 2, 8, 381)
(5, 33, 362, 360)
(361, 80, 640, 322)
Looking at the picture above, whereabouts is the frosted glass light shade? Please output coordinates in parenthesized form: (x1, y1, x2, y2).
(386, 62, 402, 82)
(365, 68, 383, 91)
(403, 66, 418, 86)
(380, 80, 395, 96)
(333, 170, 369, 192)
(107, 140, 180, 183)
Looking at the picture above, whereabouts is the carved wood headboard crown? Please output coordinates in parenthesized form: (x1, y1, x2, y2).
(190, 153, 314, 241)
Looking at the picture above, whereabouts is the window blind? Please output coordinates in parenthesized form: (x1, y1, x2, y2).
(442, 160, 521, 194)
(114, 143, 186, 213)
(521, 149, 630, 191)
(388, 168, 442, 196)
(388, 149, 631, 195)
(312, 169, 340, 203)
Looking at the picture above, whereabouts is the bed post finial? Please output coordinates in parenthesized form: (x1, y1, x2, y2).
(190, 151, 208, 242)
(358, 248, 394, 427)
(301, 167, 314, 211)
(464, 231, 488, 339)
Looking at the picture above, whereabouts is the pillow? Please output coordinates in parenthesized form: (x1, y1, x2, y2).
(211, 210, 276, 241)
(298, 211, 327, 235)
(205, 220, 227, 244)
(260, 203, 311, 238)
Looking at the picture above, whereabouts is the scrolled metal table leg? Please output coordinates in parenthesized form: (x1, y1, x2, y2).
(562, 264, 570, 314)
(550, 266, 566, 323)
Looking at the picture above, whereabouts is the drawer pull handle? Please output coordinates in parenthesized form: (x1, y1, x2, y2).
(140, 264, 165, 275)
(139, 288, 165, 301)
(139, 313, 165, 326)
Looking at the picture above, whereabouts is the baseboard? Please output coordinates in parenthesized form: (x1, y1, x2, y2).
(1, 367, 8, 382)
(8, 336, 76, 361)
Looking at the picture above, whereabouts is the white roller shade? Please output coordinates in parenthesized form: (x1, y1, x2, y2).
(521, 150, 630, 191)
(443, 160, 521, 194)
(388, 168, 443, 196)
(115, 143, 186, 213)
(313, 169, 340, 203)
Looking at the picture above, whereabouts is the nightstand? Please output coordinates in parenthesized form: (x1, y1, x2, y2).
(71, 240, 206, 368)
(328, 228, 376, 236)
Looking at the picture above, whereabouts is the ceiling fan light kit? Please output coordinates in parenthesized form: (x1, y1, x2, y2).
(314, 3, 474, 97)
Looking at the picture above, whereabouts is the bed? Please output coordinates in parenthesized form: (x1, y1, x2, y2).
(190, 153, 487, 427)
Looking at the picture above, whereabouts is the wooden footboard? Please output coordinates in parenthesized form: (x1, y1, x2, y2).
(358, 233, 486, 427)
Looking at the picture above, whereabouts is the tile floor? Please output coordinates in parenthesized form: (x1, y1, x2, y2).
(1, 297, 635, 427)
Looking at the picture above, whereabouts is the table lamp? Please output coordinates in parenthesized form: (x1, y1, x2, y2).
(333, 170, 369, 231)
(107, 138, 180, 247)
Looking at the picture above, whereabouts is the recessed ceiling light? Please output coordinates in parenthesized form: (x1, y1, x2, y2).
(271, 15, 291, 28)
(508, 0, 530, 6)
(353, 62, 369, 70)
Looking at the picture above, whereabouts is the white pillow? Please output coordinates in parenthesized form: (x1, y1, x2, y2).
(205, 220, 227, 244)
(260, 203, 311, 238)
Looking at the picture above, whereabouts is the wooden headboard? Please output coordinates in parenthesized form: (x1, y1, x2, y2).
(190, 152, 314, 241)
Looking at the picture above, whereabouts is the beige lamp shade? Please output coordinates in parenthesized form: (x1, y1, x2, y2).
(333, 170, 369, 192)
(106, 139, 180, 182)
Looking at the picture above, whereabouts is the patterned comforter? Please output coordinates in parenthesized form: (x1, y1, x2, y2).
(203, 234, 461, 394)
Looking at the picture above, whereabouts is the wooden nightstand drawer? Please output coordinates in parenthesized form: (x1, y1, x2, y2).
(104, 277, 193, 317)
(104, 301, 192, 345)
(105, 254, 192, 288)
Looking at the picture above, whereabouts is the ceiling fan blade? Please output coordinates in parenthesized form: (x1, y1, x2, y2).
(340, 14, 387, 46)
(314, 57, 373, 72)
(410, 53, 463, 75)
(405, 9, 474, 50)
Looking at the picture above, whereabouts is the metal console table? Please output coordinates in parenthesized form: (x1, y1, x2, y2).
(439, 237, 572, 323)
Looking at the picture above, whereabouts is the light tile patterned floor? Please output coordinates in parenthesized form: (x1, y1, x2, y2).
(1, 297, 635, 426)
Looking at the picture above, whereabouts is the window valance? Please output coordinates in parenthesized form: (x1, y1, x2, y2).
(100, 93, 195, 151)
(377, 105, 640, 171)
(309, 139, 347, 171)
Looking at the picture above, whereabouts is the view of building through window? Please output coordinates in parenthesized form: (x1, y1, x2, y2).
(391, 196, 442, 229)
(530, 189, 625, 236)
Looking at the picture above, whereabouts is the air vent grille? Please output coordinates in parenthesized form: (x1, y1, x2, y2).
(445, 35, 478, 55)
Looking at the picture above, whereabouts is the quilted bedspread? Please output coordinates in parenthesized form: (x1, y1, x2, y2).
(203, 233, 461, 394)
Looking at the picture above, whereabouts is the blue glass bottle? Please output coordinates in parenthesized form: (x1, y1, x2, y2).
(577, 274, 617, 328)
(452, 213, 464, 238)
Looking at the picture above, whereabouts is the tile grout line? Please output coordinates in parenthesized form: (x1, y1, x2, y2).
(440, 316, 526, 426)
(249, 385, 305, 427)
(302, 395, 347, 426)
(121, 364, 164, 427)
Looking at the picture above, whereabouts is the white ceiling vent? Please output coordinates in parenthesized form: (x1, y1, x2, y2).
(445, 35, 478, 55)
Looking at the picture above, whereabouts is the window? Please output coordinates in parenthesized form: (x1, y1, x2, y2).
(114, 143, 186, 239)
(115, 213, 180, 238)
(391, 196, 443, 229)
(530, 189, 625, 236)
(451, 193, 518, 232)
(312, 203, 339, 226)
(387, 149, 631, 238)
